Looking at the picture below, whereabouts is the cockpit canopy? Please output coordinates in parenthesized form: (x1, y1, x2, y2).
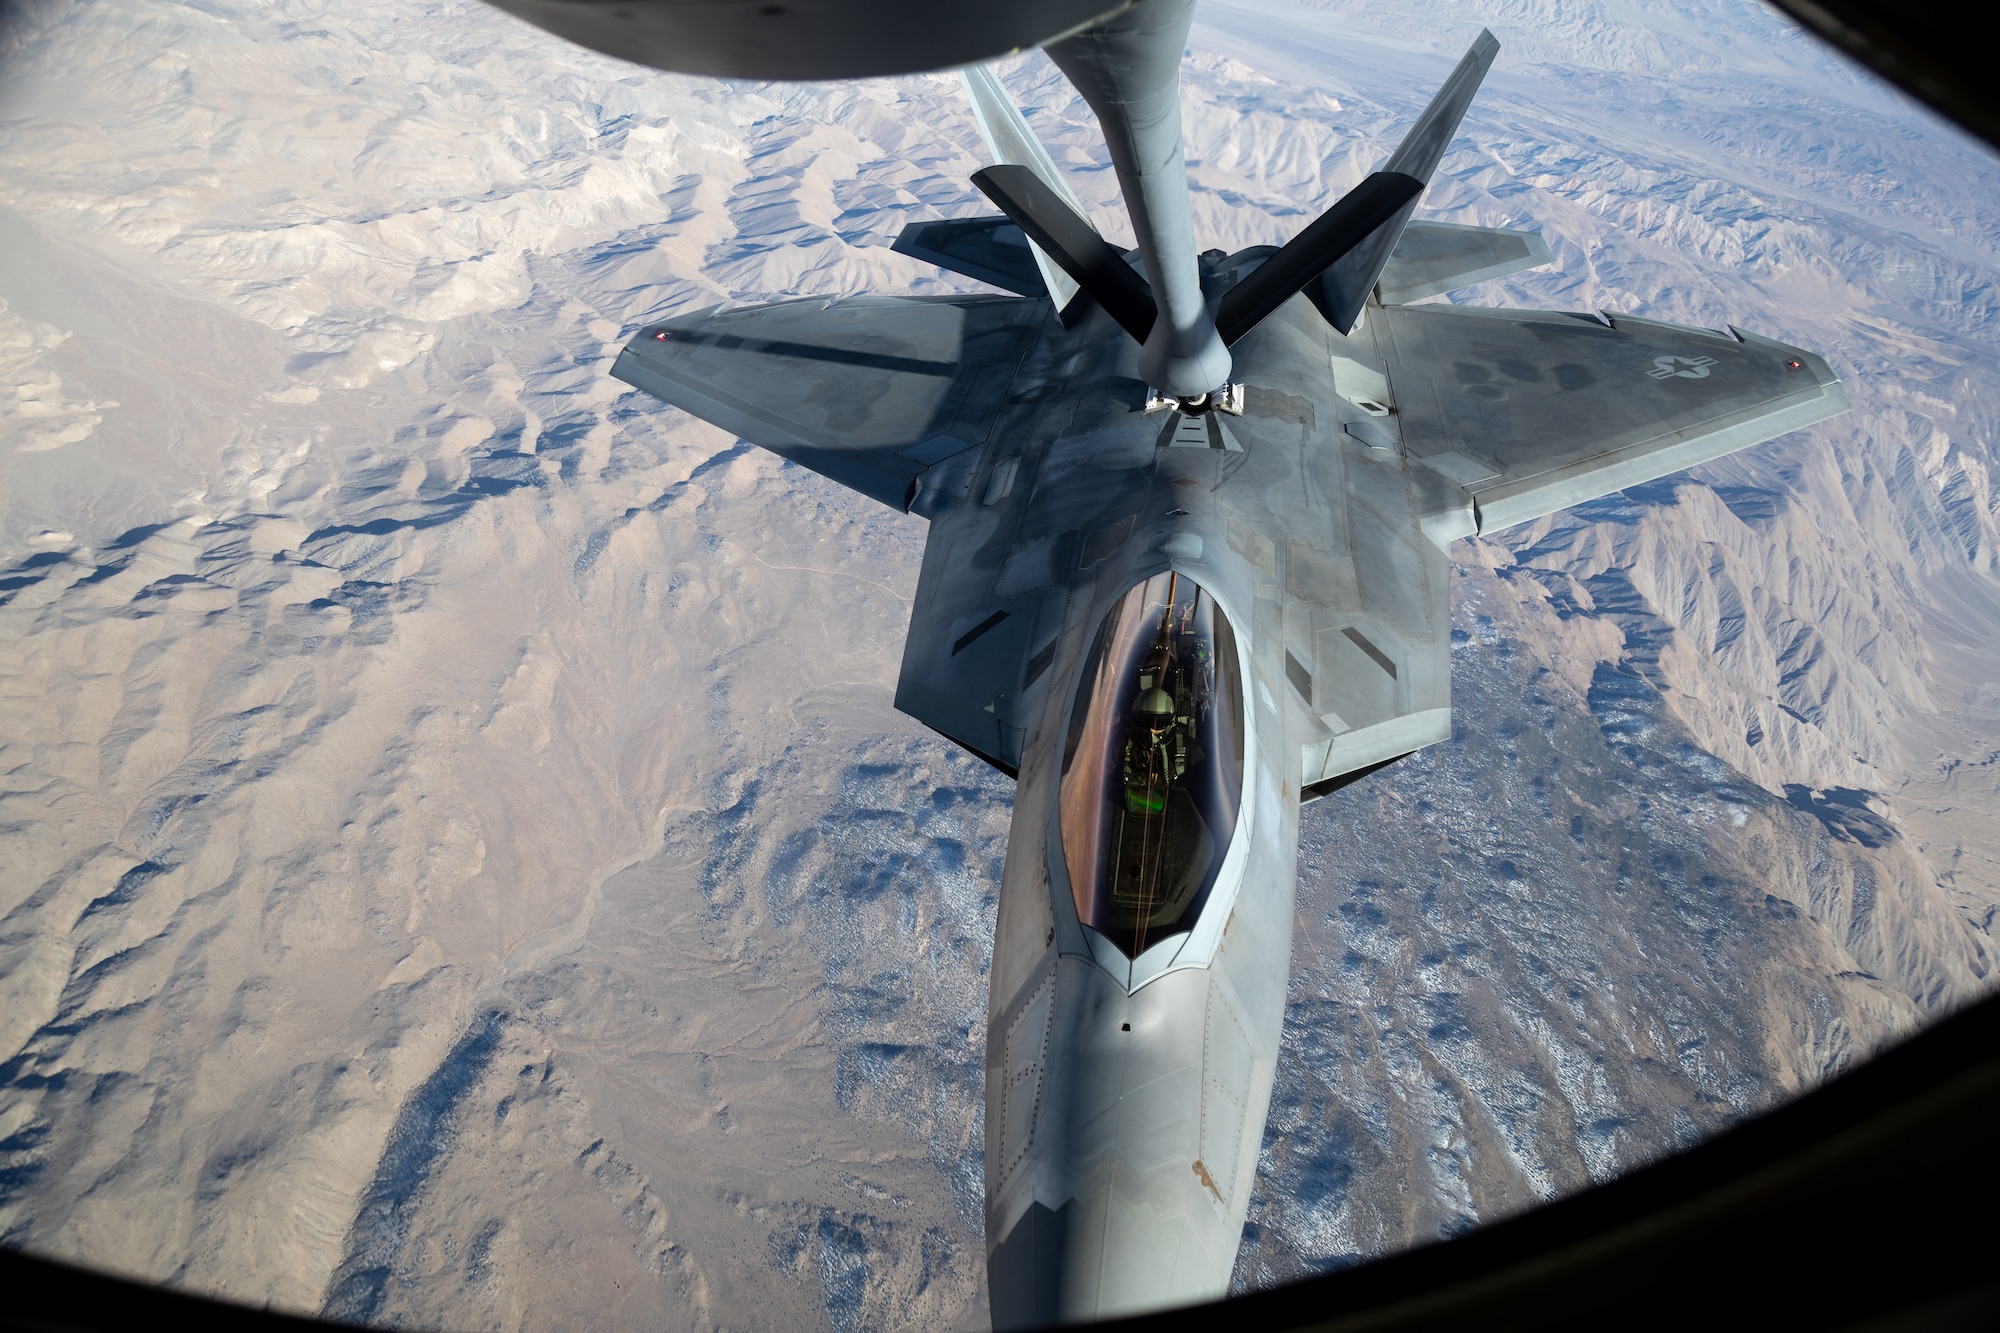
(1058, 573, 1246, 959)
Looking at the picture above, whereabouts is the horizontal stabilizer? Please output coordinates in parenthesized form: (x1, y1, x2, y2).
(1316, 28, 1500, 333)
(972, 164, 1157, 343)
(959, 64, 1086, 315)
(893, 215, 1048, 298)
(1214, 170, 1424, 345)
(1378, 221, 1553, 304)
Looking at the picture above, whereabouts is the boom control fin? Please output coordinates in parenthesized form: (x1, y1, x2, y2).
(1213, 170, 1424, 345)
(972, 164, 1158, 344)
(1313, 28, 1501, 333)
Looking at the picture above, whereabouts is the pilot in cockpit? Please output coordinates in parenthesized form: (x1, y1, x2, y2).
(1123, 637, 1185, 817)
(1063, 572, 1244, 952)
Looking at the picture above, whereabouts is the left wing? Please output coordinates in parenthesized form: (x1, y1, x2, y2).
(613, 294, 1046, 511)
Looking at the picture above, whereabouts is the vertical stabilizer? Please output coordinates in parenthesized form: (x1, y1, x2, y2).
(1316, 28, 1500, 334)
(960, 65, 1085, 316)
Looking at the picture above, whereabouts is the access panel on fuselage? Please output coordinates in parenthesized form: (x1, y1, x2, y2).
(1212, 297, 1455, 788)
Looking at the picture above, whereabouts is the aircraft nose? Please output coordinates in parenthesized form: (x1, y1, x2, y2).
(987, 959, 1249, 1327)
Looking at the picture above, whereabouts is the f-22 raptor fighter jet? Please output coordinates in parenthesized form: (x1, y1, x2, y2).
(494, 0, 1848, 1322)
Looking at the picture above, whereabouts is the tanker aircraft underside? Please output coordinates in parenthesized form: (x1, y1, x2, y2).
(539, 6, 1848, 1323)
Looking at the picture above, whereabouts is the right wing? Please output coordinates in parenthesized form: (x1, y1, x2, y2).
(1369, 305, 1850, 533)
(613, 294, 1045, 511)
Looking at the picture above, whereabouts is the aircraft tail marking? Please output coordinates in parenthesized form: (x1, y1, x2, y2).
(973, 164, 1158, 343)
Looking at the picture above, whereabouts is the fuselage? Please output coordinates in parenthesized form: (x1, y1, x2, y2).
(612, 204, 1847, 1329)
(970, 253, 1454, 1326)
(585, 9, 1846, 1323)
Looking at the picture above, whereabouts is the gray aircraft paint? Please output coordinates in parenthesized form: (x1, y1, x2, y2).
(602, 20, 1850, 1328)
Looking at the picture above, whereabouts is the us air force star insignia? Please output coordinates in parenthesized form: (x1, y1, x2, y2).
(1648, 354, 1719, 380)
